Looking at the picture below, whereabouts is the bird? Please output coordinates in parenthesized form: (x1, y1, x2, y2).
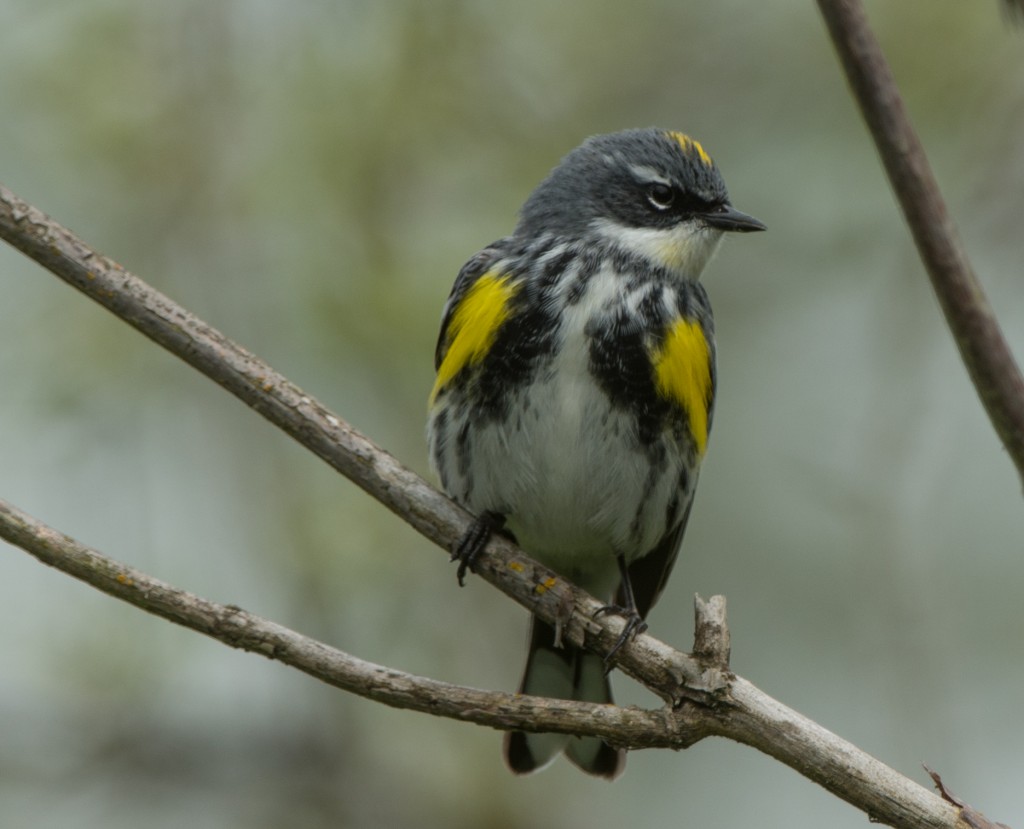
(427, 127, 764, 778)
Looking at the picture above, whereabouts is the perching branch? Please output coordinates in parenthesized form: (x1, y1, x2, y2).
(817, 0, 1024, 485)
(0, 181, 697, 702)
(0, 183, 1003, 828)
(0, 498, 690, 747)
(0, 497, 968, 829)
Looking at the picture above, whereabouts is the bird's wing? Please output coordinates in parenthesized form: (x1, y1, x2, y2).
(620, 499, 693, 620)
(624, 291, 717, 618)
(434, 238, 512, 371)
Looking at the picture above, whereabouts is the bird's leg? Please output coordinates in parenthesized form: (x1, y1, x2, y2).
(451, 510, 506, 587)
(594, 554, 648, 671)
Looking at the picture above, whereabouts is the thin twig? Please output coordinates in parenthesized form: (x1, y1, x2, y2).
(817, 0, 1024, 485)
(924, 765, 1012, 829)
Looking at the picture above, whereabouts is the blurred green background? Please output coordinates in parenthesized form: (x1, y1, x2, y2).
(1, 2, 1022, 827)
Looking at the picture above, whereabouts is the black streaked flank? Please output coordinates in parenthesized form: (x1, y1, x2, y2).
(539, 248, 579, 293)
(454, 417, 473, 500)
(431, 407, 450, 487)
(470, 297, 559, 419)
(563, 248, 603, 306)
(587, 306, 673, 446)
(629, 441, 667, 542)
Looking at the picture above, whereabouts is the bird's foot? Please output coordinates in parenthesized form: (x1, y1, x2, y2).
(451, 510, 506, 586)
(593, 603, 648, 672)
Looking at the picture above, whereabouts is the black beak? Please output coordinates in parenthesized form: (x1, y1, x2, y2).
(702, 205, 766, 233)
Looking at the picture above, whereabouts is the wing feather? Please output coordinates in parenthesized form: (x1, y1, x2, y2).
(434, 238, 512, 370)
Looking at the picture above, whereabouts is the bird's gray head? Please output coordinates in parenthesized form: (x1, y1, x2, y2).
(515, 128, 764, 277)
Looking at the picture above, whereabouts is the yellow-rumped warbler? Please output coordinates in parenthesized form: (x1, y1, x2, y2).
(427, 128, 764, 778)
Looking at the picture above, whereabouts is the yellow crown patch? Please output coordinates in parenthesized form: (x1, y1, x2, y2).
(665, 131, 713, 168)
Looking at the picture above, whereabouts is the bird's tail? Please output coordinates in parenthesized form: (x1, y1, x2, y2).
(502, 617, 625, 779)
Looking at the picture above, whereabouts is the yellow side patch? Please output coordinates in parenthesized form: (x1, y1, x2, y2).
(652, 319, 712, 454)
(666, 131, 713, 167)
(431, 271, 519, 401)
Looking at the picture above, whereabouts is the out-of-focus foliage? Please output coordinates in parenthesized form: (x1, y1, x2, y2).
(1, 2, 1022, 827)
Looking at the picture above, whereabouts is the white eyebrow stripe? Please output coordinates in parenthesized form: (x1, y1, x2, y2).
(628, 164, 670, 184)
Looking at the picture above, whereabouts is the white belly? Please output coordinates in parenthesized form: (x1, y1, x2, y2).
(460, 319, 687, 596)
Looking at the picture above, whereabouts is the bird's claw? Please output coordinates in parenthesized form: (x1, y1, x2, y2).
(594, 603, 648, 672)
(451, 511, 506, 586)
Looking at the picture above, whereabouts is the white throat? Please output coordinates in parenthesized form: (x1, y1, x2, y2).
(590, 218, 724, 280)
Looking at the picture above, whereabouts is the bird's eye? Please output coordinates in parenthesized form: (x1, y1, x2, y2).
(646, 183, 675, 210)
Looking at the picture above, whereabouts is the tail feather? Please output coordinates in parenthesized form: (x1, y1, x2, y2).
(503, 618, 625, 779)
(564, 651, 624, 777)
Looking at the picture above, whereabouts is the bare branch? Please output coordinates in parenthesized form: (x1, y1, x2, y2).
(816, 0, 1024, 485)
(0, 496, 971, 829)
(0, 497, 692, 747)
(692, 593, 731, 667)
(0, 182, 1005, 826)
(0, 184, 459, 554)
(0, 181, 703, 702)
